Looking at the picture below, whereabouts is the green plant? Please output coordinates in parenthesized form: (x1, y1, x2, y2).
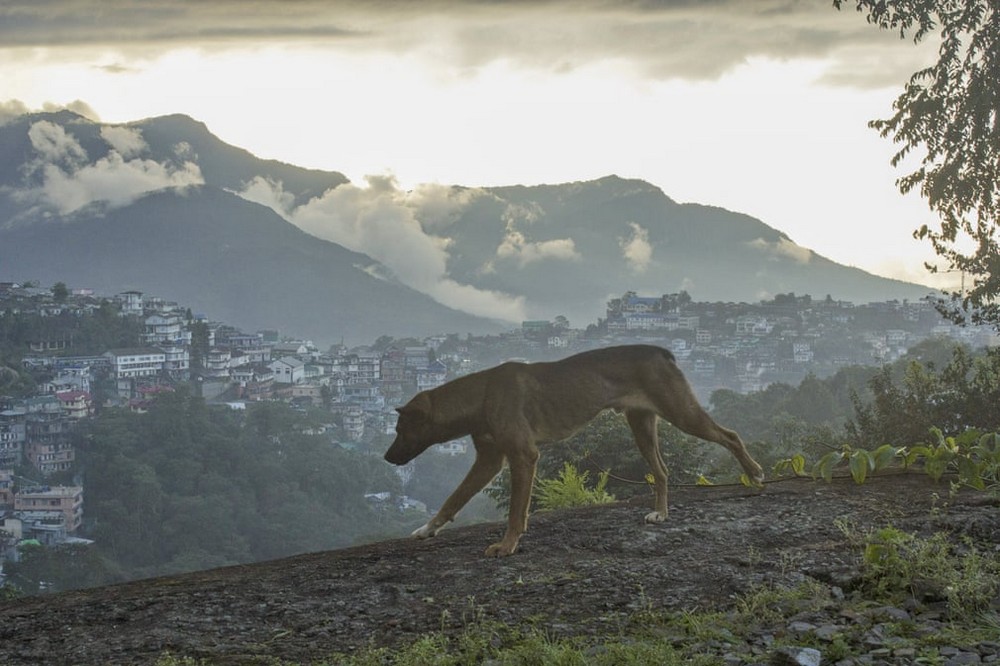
(534, 462, 615, 511)
(812, 443, 903, 484)
(860, 527, 1000, 620)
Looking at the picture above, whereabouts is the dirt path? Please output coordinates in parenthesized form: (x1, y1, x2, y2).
(1, 473, 998, 665)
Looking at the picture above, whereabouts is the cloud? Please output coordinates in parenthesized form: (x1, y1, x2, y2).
(496, 231, 580, 267)
(15, 120, 203, 215)
(619, 222, 653, 273)
(237, 175, 296, 217)
(0, 98, 100, 126)
(406, 183, 484, 233)
(27, 120, 87, 166)
(494, 202, 580, 267)
(100, 125, 147, 158)
(0, 1, 931, 87)
(234, 174, 526, 322)
(0, 99, 30, 126)
(748, 237, 812, 264)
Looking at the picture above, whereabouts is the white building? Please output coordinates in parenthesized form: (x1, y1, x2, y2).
(104, 348, 166, 380)
(270, 356, 306, 384)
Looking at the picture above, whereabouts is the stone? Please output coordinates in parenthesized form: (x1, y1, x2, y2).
(771, 646, 822, 666)
(787, 621, 818, 634)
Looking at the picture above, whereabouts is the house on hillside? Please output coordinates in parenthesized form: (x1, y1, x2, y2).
(14, 485, 83, 534)
(143, 312, 189, 346)
(55, 391, 92, 420)
(115, 290, 144, 316)
(104, 348, 166, 380)
(270, 357, 305, 385)
(0, 402, 26, 469)
(416, 360, 448, 392)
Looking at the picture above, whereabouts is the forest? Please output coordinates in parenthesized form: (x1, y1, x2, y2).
(4, 392, 422, 594)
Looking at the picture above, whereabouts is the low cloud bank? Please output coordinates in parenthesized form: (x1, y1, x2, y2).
(14, 119, 203, 216)
(237, 174, 528, 322)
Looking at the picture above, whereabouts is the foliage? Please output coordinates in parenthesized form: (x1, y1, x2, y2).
(835, 1, 1000, 326)
(2, 542, 121, 595)
(0, 298, 143, 365)
(67, 388, 408, 588)
(710, 366, 874, 471)
(848, 345, 1000, 448)
(786, 427, 1000, 490)
(859, 527, 1000, 620)
(534, 462, 615, 511)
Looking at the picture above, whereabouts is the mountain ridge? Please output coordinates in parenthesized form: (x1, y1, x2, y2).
(0, 110, 936, 340)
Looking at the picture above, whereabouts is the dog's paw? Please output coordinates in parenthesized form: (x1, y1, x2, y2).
(484, 540, 518, 557)
(411, 523, 439, 539)
(644, 511, 668, 524)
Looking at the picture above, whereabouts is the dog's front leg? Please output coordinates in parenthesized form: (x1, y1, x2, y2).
(413, 445, 504, 539)
(485, 445, 538, 557)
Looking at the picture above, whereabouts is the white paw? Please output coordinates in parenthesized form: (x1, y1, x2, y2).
(644, 511, 668, 524)
(411, 523, 440, 539)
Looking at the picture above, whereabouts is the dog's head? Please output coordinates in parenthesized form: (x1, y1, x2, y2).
(384, 392, 436, 465)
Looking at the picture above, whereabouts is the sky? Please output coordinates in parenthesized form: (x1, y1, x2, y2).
(0, 0, 954, 292)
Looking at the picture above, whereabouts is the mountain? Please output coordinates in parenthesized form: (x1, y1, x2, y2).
(0, 111, 936, 340)
(0, 112, 503, 344)
(439, 176, 935, 325)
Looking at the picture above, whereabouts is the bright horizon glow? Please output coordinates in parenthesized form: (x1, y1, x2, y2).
(0, 1, 954, 295)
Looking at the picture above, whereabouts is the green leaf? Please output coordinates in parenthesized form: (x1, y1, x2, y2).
(872, 444, 898, 472)
(813, 451, 843, 483)
(906, 446, 931, 467)
(956, 456, 985, 491)
(849, 449, 874, 484)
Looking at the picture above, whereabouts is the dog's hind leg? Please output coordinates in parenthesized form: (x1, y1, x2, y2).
(485, 442, 539, 557)
(412, 443, 505, 539)
(660, 399, 764, 484)
(626, 409, 670, 523)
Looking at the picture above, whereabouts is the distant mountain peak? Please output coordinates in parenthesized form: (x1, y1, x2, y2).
(0, 110, 934, 340)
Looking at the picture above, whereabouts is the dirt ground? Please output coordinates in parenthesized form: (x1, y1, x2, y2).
(1, 473, 998, 666)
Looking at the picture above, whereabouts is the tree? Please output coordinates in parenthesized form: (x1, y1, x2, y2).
(51, 282, 69, 303)
(835, 1, 1000, 325)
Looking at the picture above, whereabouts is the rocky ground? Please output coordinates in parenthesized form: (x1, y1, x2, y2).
(1, 473, 999, 665)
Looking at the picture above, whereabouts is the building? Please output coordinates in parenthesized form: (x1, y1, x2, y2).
(0, 403, 26, 468)
(143, 312, 188, 346)
(341, 406, 365, 441)
(416, 360, 448, 392)
(23, 396, 74, 475)
(270, 356, 305, 385)
(14, 485, 83, 533)
(55, 390, 92, 419)
(104, 348, 167, 380)
(0, 469, 13, 508)
(116, 290, 144, 316)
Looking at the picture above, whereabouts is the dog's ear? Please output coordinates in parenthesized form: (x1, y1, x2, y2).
(397, 392, 431, 417)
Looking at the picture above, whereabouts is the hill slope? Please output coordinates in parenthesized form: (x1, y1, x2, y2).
(446, 176, 934, 324)
(0, 112, 503, 344)
(1, 474, 996, 665)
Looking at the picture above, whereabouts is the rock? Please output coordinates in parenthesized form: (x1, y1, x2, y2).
(787, 621, 818, 634)
(771, 646, 822, 666)
(814, 624, 842, 641)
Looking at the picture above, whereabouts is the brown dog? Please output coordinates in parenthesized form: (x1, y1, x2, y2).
(384, 344, 764, 557)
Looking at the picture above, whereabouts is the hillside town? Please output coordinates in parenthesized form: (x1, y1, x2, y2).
(0, 281, 995, 575)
